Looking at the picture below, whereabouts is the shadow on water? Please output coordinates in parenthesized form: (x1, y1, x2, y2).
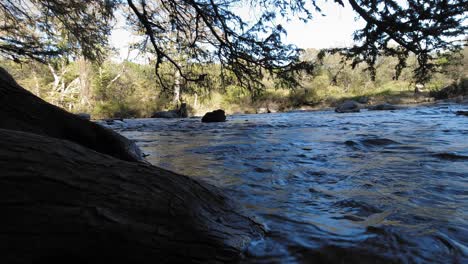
(114, 103, 468, 263)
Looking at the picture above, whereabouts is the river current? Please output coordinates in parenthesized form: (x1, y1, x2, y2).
(104, 102, 468, 263)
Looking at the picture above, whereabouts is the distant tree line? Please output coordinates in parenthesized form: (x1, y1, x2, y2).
(1, 45, 465, 118)
(1, 0, 466, 96)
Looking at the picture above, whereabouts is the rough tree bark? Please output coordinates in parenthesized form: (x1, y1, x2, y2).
(0, 129, 264, 263)
(0, 67, 144, 163)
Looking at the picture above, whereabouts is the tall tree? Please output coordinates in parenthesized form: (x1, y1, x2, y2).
(1, 0, 466, 88)
(338, 0, 467, 84)
(0, 0, 116, 61)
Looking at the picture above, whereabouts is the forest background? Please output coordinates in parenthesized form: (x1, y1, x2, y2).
(1, 46, 466, 119)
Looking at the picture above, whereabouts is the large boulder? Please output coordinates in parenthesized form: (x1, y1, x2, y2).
(0, 67, 264, 263)
(0, 128, 264, 263)
(335, 100, 360, 113)
(368, 103, 399, 111)
(202, 109, 226, 122)
(357, 96, 369, 104)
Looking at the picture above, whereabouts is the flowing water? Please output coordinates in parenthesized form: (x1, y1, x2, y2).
(104, 103, 468, 263)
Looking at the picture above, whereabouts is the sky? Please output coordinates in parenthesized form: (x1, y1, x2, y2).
(280, 1, 365, 49)
(110, 1, 365, 62)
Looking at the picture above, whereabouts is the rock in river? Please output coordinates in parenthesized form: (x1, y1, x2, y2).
(335, 100, 360, 113)
(368, 103, 399, 111)
(357, 96, 369, 104)
(151, 103, 188, 118)
(151, 110, 180, 118)
(202, 109, 226, 122)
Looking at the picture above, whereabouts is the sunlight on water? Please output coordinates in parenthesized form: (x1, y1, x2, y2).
(109, 102, 468, 263)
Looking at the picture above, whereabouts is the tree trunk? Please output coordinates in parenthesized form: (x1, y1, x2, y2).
(194, 92, 198, 108)
(32, 68, 41, 97)
(0, 67, 145, 163)
(0, 128, 264, 263)
(78, 57, 91, 107)
(173, 69, 181, 105)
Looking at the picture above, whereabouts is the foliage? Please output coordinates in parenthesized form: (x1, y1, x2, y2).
(1, 0, 466, 94)
(0, 0, 117, 62)
(322, 0, 467, 84)
(1, 46, 465, 118)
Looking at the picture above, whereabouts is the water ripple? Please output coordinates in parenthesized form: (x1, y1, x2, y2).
(112, 102, 468, 263)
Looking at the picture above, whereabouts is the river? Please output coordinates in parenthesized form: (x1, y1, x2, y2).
(103, 102, 468, 263)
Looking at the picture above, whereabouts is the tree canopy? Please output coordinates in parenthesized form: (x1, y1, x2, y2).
(1, 0, 466, 89)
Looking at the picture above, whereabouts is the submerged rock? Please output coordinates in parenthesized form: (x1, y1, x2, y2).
(455, 110, 468, 116)
(335, 100, 360, 113)
(202, 109, 226, 122)
(368, 103, 399, 111)
(432, 152, 468, 160)
(361, 138, 399, 146)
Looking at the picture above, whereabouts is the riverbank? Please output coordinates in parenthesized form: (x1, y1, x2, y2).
(179, 92, 467, 118)
(95, 93, 468, 123)
(158, 81, 466, 117)
(183, 89, 438, 116)
(283, 91, 437, 113)
(191, 79, 467, 116)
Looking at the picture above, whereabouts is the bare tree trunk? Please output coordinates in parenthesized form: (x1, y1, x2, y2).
(173, 69, 181, 105)
(78, 57, 91, 107)
(194, 92, 198, 108)
(0, 128, 263, 263)
(0, 67, 145, 163)
(47, 61, 70, 106)
(48, 63, 61, 91)
(32, 68, 41, 96)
